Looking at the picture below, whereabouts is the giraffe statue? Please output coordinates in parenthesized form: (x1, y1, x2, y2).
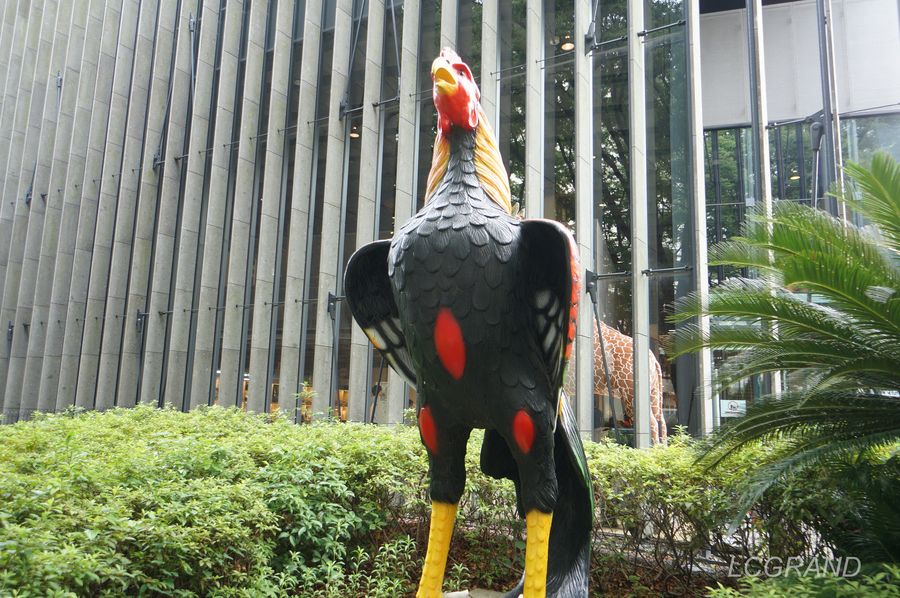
(566, 320, 668, 445)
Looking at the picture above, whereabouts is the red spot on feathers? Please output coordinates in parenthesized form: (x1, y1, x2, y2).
(419, 406, 439, 454)
(434, 307, 466, 380)
(512, 410, 535, 454)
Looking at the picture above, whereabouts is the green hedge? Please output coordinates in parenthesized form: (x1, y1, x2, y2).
(0, 407, 886, 596)
(0, 407, 428, 597)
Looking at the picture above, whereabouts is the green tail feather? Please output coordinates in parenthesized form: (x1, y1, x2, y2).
(558, 389, 594, 517)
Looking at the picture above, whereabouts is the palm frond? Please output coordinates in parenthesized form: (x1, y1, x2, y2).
(731, 201, 897, 279)
(816, 357, 900, 390)
(669, 325, 887, 366)
(671, 156, 900, 553)
(716, 390, 896, 443)
(842, 152, 900, 252)
(671, 278, 873, 349)
(777, 250, 900, 338)
(707, 240, 782, 276)
(724, 435, 900, 542)
(725, 203, 900, 334)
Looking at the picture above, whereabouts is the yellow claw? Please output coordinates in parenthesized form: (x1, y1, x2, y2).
(523, 509, 554, 598)
(417, 501, 458, 598)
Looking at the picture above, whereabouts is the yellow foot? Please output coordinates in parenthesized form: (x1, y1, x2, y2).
(523, 509, 553, 598)
(417, 501, 458, 598)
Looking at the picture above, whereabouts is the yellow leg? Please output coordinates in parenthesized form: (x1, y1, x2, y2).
(523, 509, 553, 598)
(417, 501, 458, 598)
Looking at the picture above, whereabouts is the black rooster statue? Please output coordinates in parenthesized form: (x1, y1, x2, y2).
(344, 48, 593, 598)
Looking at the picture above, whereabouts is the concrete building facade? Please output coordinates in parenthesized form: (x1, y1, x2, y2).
(0, 0, 897, 447)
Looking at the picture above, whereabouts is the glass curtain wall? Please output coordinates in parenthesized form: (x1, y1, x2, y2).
(592, 0, 633, 438)
(770, 124, 811, 205)
(457, 1, 482, 84)
(841, 112, 900, 223)
(590, 0, 700, 441)
(703, 126, 758, 410)
(644, 0, 696, 435)
(704, 128, 746, 283)
(703, 110, 900, 419)
(844, 113, 900, 162)
(544, 0, 576, 228)
(708, 111, 900, 267)
(498, 0, 526, 212)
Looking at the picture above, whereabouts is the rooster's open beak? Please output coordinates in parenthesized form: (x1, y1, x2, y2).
(431, 58, 458, 95)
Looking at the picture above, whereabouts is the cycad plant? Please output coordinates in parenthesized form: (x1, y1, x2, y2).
(669, 151, 900, 561)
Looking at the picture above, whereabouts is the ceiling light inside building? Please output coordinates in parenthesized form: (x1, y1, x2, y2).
(560, 33, 575, 52)
(350, 124, 360, 139)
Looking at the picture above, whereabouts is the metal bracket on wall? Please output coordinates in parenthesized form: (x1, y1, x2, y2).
(637, 20, 686, 39)
(327, 292, 344, 321)
(136, 310, 146, 333)
(587, 269, 632, 282)
(587, 35, 628, 55)
(339, 98, 364, 122)
(641, 265, 693, 277)
(7, 321, 13, 342)
(372, 95, 399, 109)
(584, 0, 602, 53)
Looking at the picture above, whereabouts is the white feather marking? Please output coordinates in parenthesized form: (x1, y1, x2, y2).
(534, 289, 552, 310)
(542, 329, 556, 355)
(382, 321, 402, 346)
(547, 299, 560, 318)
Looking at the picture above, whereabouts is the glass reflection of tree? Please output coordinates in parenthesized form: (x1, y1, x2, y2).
(543, 0, 576, 227)
(498, 0, 527, 211)
(495, 0, 693, 325)
(595, 0, 631, 282)
(705, 129, 745, 284)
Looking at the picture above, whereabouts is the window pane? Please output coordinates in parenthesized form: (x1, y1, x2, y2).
(645, 0, 696, 434)
(544, 0, 575, 228)
(498, 0, 526, 212)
